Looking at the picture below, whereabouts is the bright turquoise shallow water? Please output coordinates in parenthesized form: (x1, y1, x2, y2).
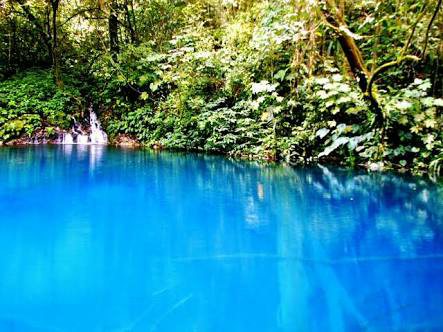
(0, 146, 442, 332)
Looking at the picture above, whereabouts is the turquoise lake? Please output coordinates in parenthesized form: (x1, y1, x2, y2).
(0, 146, 442, 331)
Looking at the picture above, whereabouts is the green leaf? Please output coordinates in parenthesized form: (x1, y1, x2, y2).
(316, 128, 330, 139)
(396, 100, 412, 110)
(274, 69, 288, 82)
(319, 136, 349, 157)
(251, 81, 278, 94)
(424, 119, 436, 128)
(140, 92, 149, 100)
(150, 81, 160, 92)
(314, 77, 329, 85)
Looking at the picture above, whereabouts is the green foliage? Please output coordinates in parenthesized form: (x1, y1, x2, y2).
(381, 79, 443, 173)
(0, 70, 80, 142)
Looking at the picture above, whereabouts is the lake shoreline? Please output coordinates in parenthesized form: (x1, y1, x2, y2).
(1, 141, 440, 181)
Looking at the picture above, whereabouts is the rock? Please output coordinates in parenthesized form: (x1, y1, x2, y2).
(152, 143, 163, 150)
(4, 128, 64, 145)
(114, 134, 141, 147)
(368, 161, 384, 172)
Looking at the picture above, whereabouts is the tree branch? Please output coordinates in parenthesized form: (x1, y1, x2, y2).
(367, 0, 442, 100)
(321, 1, 369, 92)
(367, 55, 420, 100)
(422, 0, 442, 57)
(60, 7, 100, 28)
(401, 3, 428, 57)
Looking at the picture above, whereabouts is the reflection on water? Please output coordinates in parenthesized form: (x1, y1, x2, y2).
(0, 146, 442, 331)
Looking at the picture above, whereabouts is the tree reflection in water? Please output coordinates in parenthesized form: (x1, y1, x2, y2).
(0, 147, 441, 331)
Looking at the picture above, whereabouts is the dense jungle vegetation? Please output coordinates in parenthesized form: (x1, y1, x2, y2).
(0, 0, 442, 175)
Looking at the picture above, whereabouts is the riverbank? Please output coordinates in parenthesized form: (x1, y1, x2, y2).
(3, 138, 440, 182)
(1, 1, 442, 178)
(1, 67, 442, 177)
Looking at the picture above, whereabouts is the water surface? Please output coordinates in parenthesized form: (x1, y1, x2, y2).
(0, 146, 442, 331)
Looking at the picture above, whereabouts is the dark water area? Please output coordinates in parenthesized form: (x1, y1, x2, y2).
(0, 146, 442, 331)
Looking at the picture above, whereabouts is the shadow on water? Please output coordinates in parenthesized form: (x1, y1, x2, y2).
(0, 146, 442, 331)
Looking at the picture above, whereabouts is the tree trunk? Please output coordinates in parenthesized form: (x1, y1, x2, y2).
(322, 4, 369, 91)
(321, 1, 383, 125)
(51, 0, 63, 87)
(8, 19, 13, 68)
(124, 0, 136, 43)
(129, 0, 137, 42)
(109, 0, 120, 55)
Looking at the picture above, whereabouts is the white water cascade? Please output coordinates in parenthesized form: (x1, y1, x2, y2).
(89, 109, 108, 145)
(61, 108, 108, 145)
(77, 134, 90, 144)
(62, 132, 74, 144)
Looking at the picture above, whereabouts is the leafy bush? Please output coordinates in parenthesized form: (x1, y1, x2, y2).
(0, 70, 81, 142)
(382, 79, 443, 173)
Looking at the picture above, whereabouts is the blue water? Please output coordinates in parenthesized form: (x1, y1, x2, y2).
(0, 146, 442, 332)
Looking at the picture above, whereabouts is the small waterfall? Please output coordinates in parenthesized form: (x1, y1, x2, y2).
(77, 134, 90, 144)
(59, 107, 108, 145)
(89, 109, 108, 145)
(63, 132, 74, 144)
